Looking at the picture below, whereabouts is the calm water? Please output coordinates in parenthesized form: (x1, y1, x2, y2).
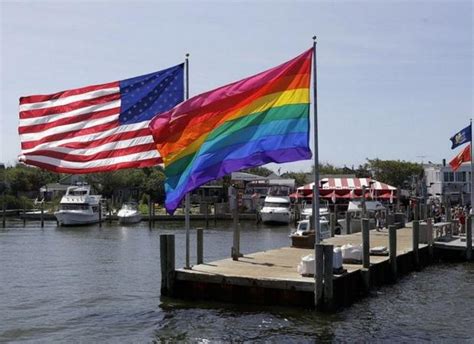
(1, 219, 473, 343)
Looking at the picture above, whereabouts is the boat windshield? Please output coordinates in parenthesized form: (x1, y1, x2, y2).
(69, 189, 88, 196)
(60, 204, 89, 210)
(264, 202, 289, 208)
(298, 222, 309, 231)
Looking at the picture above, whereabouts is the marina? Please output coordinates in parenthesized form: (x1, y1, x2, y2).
(1, 220, 472, 342)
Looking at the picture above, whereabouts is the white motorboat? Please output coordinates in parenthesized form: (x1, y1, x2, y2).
(292, 219, 331, 238)
(54, 185, 102, 226)
(117, 202, 142, 224)
(290, 219, 331, 248)
(260, 195, 293, 224)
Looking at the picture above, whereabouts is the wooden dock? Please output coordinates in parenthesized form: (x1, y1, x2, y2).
(162, 223, 472, 310)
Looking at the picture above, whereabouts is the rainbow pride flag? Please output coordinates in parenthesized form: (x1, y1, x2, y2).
(149, 49, 313, 214)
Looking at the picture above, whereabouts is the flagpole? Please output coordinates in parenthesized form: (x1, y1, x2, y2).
(311, 36, 321, 244)
(470, 119, 473, 219)
(185, 53, 191, 270)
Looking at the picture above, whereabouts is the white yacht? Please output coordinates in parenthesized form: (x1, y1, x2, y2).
(54, 185, 102, 226)
(117, 202, 142, 224)
(300, 200, 329, 220)
(259, 185, 293, 224)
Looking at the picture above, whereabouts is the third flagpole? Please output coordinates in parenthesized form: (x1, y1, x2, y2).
(185, 53, 191, 269)
(311, 36, 321, 245)
(470, 119, 473, 224)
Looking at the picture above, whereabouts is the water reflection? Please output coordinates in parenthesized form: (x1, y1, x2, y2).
(0, 220, 473, 342)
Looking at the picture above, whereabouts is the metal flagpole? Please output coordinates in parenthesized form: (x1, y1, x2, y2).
(470, 119, 473, 225)
(185, 53, 191, 269)
(311, 36, 321, 244)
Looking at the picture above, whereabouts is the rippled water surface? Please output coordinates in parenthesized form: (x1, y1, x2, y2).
(1, 220, 473, 342)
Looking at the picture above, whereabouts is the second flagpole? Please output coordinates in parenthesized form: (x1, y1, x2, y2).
(185, 53, 191, 270)
(311, 36, 321, 244)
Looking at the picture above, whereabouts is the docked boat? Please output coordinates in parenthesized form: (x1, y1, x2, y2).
(54, 185, 102, 226)
(290, 219, 331, 248)
(260, 185, 294, 224)
(300, 202, 329, 220)
(117, 202, 142, 224)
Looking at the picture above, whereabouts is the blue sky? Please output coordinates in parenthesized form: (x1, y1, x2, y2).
(1, 0, 472, 173)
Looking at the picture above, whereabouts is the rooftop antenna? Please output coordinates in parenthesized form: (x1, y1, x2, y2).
(416, 155, 428, 164)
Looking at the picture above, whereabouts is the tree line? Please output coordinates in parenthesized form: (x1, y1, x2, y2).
(0, 159, 423, 209)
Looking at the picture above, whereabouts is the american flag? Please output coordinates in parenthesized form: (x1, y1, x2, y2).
(18, 64, 184, 173)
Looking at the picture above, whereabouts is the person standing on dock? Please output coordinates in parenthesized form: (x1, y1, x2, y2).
(375, 210, 383, 231)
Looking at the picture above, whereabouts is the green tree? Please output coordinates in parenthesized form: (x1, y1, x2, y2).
(8, 164, 59, 196)
(366, 158, 423, 188)
(281, 172, 308, 186)
(140, 166, 166, 203)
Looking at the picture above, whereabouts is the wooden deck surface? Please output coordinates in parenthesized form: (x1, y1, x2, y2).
(176, 227, 432, 287)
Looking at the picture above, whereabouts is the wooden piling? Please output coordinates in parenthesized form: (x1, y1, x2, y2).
(160, 234, 175, 296)
(387, 212, 394, 227)
(231, 189, 241, 260)
(40, 201, 44, 228)
(323, 244, 334, 310)
(148, 197, 152, 229)
(426, 218, 434, 260)
(330, 213, 336, 237)
(345, 212, 351, 234)
(389, 225, 397, 281)
(314, 243, 324, 308)
(412, 220, 420, 270)
(205, 202, 209, 228)
(362, 218, 370, 269)
(152, 202, 155, 226)
(108, 200, 112, 224)
(2, 192, 5, 228)
(99, 204, 102, 227)
(414, 204, 419, 221)
(197, 227, 203, 264)
(467, 216, 472, 261)
(361, 268, 370, 294)
(213, 202, 217, 226)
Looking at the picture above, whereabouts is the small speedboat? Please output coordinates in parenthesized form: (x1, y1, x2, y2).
(117, 202, 142, 224)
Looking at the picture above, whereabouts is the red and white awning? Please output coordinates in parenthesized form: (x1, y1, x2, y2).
(298, 178, 396, 191)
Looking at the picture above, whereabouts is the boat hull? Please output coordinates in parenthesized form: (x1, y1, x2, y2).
(54, 211, 100, 226)
(260, 211, 291, 224)
(118, 214, 142, 224)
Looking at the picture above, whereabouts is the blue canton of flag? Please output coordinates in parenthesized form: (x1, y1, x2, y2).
(450, 124, 471, 150)
(120, 64, 184, 124)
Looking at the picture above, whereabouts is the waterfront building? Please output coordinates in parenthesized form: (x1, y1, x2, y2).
(424, 161, 471, 205)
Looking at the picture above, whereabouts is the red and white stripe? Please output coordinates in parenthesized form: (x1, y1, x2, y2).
(18, 82, 162, 173)
(298, 178, 396, 191)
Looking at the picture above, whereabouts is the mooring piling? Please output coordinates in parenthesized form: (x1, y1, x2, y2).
(412, 220, 420, 270)
(40, 201, 44, 228)
(467, 216, 472, 261)
(362, 218, 370, 269)
(330, 213, 336, 237)
(314, 243, 324, 308)
(427, 218, 434, 261)
(345, 212, 351, 234)
(389, 224, 397, 281)
(197, 227, 204, 264)
(323, 244, 334, 311)
(160, 234, 176, 296)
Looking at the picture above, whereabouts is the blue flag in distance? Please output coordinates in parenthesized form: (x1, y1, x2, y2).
(450, 124, 471, 149)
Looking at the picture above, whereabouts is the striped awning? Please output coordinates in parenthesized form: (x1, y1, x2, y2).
(298, 178, 396, 191)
